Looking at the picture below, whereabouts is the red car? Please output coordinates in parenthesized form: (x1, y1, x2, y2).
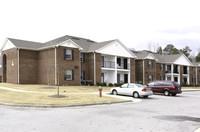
(147, 81, 182, 96)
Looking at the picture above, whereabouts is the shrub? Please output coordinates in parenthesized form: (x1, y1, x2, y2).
(89, 82, 94, 86)
(102, 82, 107, 86)
(96, 82, 101, 86)
(108, 83, 113, 87)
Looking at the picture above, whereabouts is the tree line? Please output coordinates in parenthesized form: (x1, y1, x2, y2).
(154, 44, 200, 62)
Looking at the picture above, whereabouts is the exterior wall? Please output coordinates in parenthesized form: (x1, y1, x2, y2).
(38, 48, 55, 85)
(19, 49, 38, 84)
(197, 67, 200, 85)
(56, 46, 81, 86)
(144, 59, 156, 84)
(190, 66, 196, 85)
(180, 65, 183, 84)
(95, 53, 101, 83)
(130, 58, 135, 83)
(156, 63, 165, 81)
(2, 48, 18, 83)
(135, 60, 143, 84)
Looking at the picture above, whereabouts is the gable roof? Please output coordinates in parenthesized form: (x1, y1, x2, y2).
(1, 35, 135, 58)
(6, 38, 44, 50)
(133, 50, 192, 65)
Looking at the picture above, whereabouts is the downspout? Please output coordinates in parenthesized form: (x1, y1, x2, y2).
(143, 59, 145, 85)
(94, 52, 96, 85)
(55, 47, 57, 85)
(17, 48, 20, 84)
(196, 67, 198, 85)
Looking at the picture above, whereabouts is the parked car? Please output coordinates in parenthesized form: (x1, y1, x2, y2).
(147, 81, 182, 96)
(110, 83, 153, 98)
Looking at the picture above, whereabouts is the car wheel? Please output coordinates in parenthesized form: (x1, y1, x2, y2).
(133, 92, 139, 98)
(164, 90, 170, 96)
(112, 90, 118, 95)
(143, 96, 148, 98)
(172, 93, 176, 96)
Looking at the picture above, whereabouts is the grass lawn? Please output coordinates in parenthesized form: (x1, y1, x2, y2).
(0, 83, 122, 105)
(0, 89, 122, 105)
(0, 83, 112, 93)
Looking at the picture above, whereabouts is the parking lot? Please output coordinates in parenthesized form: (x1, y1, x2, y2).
(0, 91, 200, 132)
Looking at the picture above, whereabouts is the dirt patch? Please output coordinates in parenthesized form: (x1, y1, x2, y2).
(42, 87, 56, 89)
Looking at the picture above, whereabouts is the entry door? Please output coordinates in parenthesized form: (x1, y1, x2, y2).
(124, 59, 127, 69)
(117, 74, 120, 84)
(174, 77, 178, 82)
(124, 74, 128, 83)
(101, 73, 104, 83)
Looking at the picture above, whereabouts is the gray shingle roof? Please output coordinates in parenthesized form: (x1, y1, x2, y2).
(133, 50, 183, 63)
(8, 38, 44, 50)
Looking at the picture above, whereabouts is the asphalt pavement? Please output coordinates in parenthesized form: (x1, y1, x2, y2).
(0, 91, 200, 132)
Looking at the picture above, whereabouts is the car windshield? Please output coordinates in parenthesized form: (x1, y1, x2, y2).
(135, 84, 144, 88)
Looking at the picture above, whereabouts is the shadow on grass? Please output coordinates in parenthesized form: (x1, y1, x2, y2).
(49, 95, 68, 98)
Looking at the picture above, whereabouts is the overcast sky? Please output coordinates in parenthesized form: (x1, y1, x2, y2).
(1, 0, 200, 55)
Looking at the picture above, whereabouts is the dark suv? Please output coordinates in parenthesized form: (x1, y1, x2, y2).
(147, 81, 182, 96)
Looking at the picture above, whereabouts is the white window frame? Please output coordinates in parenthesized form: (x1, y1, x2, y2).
(65, 49, 72, 60)
(66, 70, 72, 80)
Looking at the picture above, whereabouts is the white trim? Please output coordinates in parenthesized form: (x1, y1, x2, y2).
(94, 53, 96, 85)
(96, 40, 136, 58)
(55, 47, 57, 85)
(143, 59, 145, 85)
(173, 54, 193, 66)
(0, 38, 8, 51)
(17, 48, 20, 84)
(56, 39, 83, 50)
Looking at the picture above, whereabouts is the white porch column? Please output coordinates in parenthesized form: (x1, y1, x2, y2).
(178, 65, 180, 84)
(114, 56, 117, 83)
(94, 53, 96, 85)
(171, 64, 174, 81)
(143, 60, 145, 85)
(17, 48, 20, 84)
(55, 47, 57, 85)
(187, 66, 190, 85)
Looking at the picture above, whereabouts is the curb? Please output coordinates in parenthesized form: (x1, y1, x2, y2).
(182, 90, 200, 92)
(0, 100, 133, 108)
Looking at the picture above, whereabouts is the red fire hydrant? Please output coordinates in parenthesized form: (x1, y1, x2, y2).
(99, 86, 102, 97)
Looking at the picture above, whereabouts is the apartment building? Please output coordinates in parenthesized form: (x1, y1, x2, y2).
(133, 50, 194, 85)
(1, 35, 136, 85)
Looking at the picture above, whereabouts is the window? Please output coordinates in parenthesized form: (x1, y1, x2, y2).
(65, 70, 74, 80)
(148, 60, 153, 68)
(160, 64, 163, 70)
(121, 84, 128, 88)
(148, 82, 155, 86)
(64, 49, 74, 60)
(148, 74, 153, 82)
(81, 71, 85, 80)
(128, 84, 135, 88)
(80, 53, 84, 62)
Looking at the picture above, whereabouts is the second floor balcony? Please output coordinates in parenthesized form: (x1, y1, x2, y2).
(101, 61, 130, 70)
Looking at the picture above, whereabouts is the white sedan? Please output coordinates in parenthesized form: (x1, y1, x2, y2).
(110, 83, 153, 98)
